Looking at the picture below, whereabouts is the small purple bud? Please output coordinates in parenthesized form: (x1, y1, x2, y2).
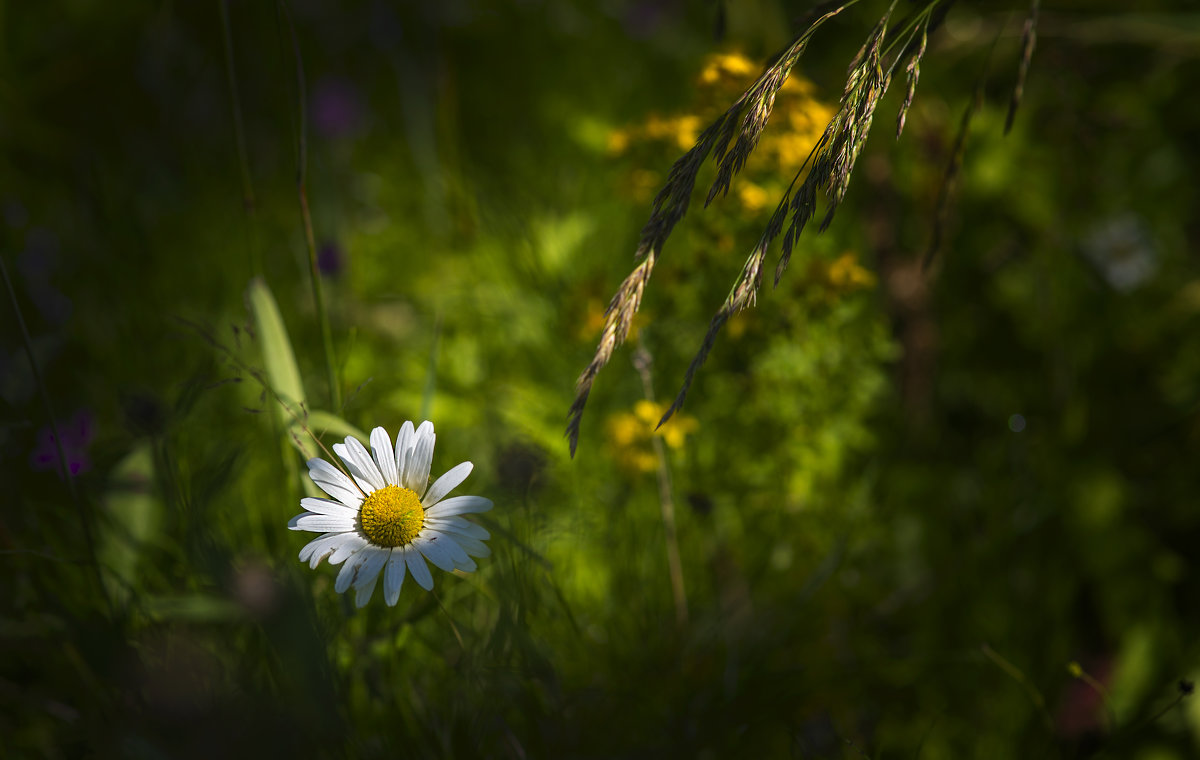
(317, 241, 344, 278)
(311, 77, 365, 139)
(30, 409, 95, 478)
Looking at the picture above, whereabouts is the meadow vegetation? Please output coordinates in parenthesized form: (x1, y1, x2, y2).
(3, 1, 1199, 756)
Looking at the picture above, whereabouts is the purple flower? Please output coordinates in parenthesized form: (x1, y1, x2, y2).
(30, 409, 95, 477)
(317, 241, 344, 278)
(311, 77, 365, 139)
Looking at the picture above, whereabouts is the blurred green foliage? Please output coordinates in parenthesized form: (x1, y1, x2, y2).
(3, 1, 1199, 757)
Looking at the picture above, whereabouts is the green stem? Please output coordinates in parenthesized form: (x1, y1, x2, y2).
(883, 0, 940, 59)
(633, 344, 688, 629)
(981, 643, 1054, 731)
(278, 0, 341, 411)
(218, 0, 262, 277)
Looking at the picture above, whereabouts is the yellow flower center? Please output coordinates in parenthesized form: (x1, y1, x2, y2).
(359, 485, 424, 548)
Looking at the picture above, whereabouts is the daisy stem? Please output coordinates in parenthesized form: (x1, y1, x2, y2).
(632, 343, 689, 630)
(1, 253, 112, 617)
(278, 0, 341, 412)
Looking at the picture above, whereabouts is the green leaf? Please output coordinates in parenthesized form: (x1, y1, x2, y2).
(247, 277, 307, 426)
(143, 594, 242, 622)
(304, 410, 368, 445)
(100, 443, 160, 607)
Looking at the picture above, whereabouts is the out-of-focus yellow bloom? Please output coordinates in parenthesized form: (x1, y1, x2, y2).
(826, 251, 876, 291)
(738, 182, 770, 213)
(727, 309, 751, 339)
(781, 75, 816, 97)
(607, 129, 631, 154)
(761, 102, 836, 166)
(610, 114, 702, 155)
(698, 52, 758, 86)
(607, 414, 658, 472)
(626, 168, 661, 203)
(639, 114, 701, 151)
(636, 400, 698, 449)
(606, 400, 699, 472)
(800, 251, 876, 303)
(609, 50, 836, 221)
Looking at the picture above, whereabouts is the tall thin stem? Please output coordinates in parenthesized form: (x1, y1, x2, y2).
(278, 0, 341, 411)
(218, 0, 262, 276)
(981, 643, 1054, 731)
(633, 344, 688, 629)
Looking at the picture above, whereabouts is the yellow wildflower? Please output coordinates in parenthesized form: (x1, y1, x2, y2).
(780, 75, 815, 97)
(737, 182, 770, 213)
(727, 310, 751, 339)
(607, 50, 837, 228)
(627, 168, 660, 203)
(698, 52, 758, 86)
(827, 251, 876, 291)
(606, 400, 699, 473)
(607, 129, 631, 155)
(639, 114, 701, 151)
(633, 400, 698, 450)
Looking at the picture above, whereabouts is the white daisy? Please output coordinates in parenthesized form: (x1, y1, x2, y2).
(288, 421, 492, 607)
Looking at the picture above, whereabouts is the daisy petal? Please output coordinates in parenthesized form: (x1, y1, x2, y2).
(422, 461, 473, 507)
(453, 556, 477, 573)
(425, 495, 493, 518)
(335, 548, 369, 593)
(298, 532, 342, 566)
(384, 548, 407, 606)
(404, 421, 435, 496)
(354, 547, 388, 591)
(370, 427, 399, 487)
(334, 436, 385, 492)
(394, 421, 415, 484)
(423, 529, 471, 567)
(452, 534, 492, 559)
(428, 517, 490, 541)
(355, 572, 380, 608)
(329, 533, 368, 565)
(300, 497, 358, 517)
(307, 458, 363, 507)
(404, 545, 434, 590)
(290, 513, 357, 533)
(311, 539, 359, 570)
(412, 534, 455, 572)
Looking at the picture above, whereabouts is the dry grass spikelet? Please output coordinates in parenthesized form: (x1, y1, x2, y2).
(567, 0, 979, 456)
(1005, 0, 1041, 135)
